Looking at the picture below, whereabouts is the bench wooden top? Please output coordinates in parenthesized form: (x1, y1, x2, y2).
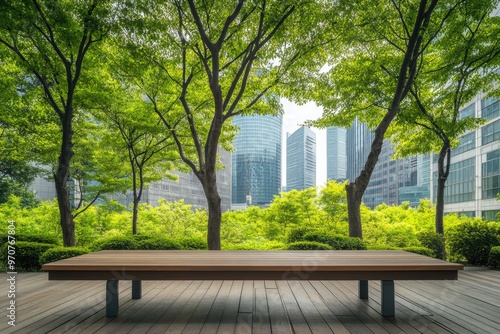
(42, 250, 463, 280)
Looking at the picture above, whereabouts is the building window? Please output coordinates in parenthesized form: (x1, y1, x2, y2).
(451, 132, 475, 156)
(434, 158, 475, 204)
(446, 211, 475, 218)
(482, 119, 500, 145)
(482, 210, 500, 221)
(482, 149, 500, 199)
(459, 104, 475, 120)
(481, 97, 500, 120)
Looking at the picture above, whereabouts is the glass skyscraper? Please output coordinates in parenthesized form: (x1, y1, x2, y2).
(231, 114, 282, 207)
(326, 126, 347, 181)
(286, 126, 316, 191)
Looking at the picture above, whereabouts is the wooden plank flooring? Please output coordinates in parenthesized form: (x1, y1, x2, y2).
(1, 269, 499, 334)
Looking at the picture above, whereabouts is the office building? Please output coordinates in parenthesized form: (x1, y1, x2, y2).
(231, 114, 282, 208)
(346, 118, 374, 182)
(431, 95, 500, 220)
(326, 126, 347, 181)
(346, 119, 419, 209)
(398, 154, 431, 207)
(286, 126, 316, 191)
(143, 148, 232, 212)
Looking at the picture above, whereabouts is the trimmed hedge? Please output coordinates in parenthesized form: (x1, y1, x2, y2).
(40, 247, 90, 264)
(447, 220, 499, 265)
(302, 232, 366, 250)
(176, 237, 208, 250)
(402, 247, 435, 257)
(93, 235, 186, 250)
(94, 236, 139, 250)
(138, 238, 182, 250)
(286, 241, 333, 250)
(417, 231, 446, 259)
(0, 234, 59, 245)
(286, 227, 312, 243)
(2, 242, 55, 271)
(488, 246, 500, 269)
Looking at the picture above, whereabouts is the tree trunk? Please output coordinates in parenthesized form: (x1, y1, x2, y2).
(54, 117, 75, 247)
(132, 197, 140, 235)
(346, 182, 363, 238)
(203, 172, 222, 250)
(435, 143, 450, 235)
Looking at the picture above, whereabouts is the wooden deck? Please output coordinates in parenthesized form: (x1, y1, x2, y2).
(1, 269, 499, 333)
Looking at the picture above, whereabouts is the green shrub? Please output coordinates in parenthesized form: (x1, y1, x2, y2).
(40, 247, 90, 264)
(2, 242, 55, 271)
(488, 246, 500, 269)
(285, 241, 333, 250)
(403, 247, 435, 257)
(137, 238, 182, 250)
(417, 232, 446, 259)
(94, 236, 139, 250)
(286, 227, 312, 243)
(0, 234, 59, 245)
(366, 244, 398, 250)
(302, 232, 366, 250)
(447, 220, 499, 265)
(176, 237, 208, 250)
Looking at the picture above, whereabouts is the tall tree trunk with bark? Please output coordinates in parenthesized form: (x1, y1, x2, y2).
(202, 173, 222, 250)
(435, 142, 451, 235)
(54, 114, 75, 246)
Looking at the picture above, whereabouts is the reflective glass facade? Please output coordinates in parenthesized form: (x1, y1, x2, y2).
(232, 114, 282, 206)
(434, 158, 475, 204)
(286, 126, 316, 191)
(482, 149, 500, 199)
(326, 127, 347, 181)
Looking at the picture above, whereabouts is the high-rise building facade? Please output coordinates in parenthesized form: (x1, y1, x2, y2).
(346, 118, 374, 182)
(114, 148, 232, 212)
(431, 95, 500, 220)
(231, 114, 282, 208)
(398, 154, 431, 207)
(326, 126, 347, 181)
(286, 126, 316, 191)
(145, 148, 232, 212)
(346, 119, 418, 209)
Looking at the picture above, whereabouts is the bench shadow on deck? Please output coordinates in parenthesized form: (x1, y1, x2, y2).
(1, 269, 499, 334)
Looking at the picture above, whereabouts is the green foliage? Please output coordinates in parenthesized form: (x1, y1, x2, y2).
(402, 247, 435, 258)
(302, 232, 367, 250)
(417, 231, 446, 259)
(93, 236, 139, 250)
(286, 242, 333, 251)
(488, 246, 500, 269)
(366, 245, 398, 250)
(286, 227, 313, 243)
(447, 220, 500, 265)
(0, 234, 59, 245)
(2, 242, 55, 271)
(176, 237, 208, 250)
(39, 247, 90, 265)
(137, 238, 181, 250)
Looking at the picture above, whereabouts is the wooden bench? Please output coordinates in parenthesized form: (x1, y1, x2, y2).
(41, 250, 463, 317)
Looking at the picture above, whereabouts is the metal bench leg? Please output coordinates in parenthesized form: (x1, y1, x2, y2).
(132, 280, 142, 299)
(381, 280, 395, 317)
(359, 280, 369, 299)
(106, 280, 119, 317)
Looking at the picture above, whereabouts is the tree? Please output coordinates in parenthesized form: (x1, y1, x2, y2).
(0, 0, 114, 246)
(120, 0, 335, 249)
(308, 0, 458, 238)
(319, 180, 348, 232)
(95, 97, 181, 235)
(390, 0, 500, 234)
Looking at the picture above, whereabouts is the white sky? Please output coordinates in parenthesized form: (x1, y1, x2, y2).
(281, 98, 327, 189)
